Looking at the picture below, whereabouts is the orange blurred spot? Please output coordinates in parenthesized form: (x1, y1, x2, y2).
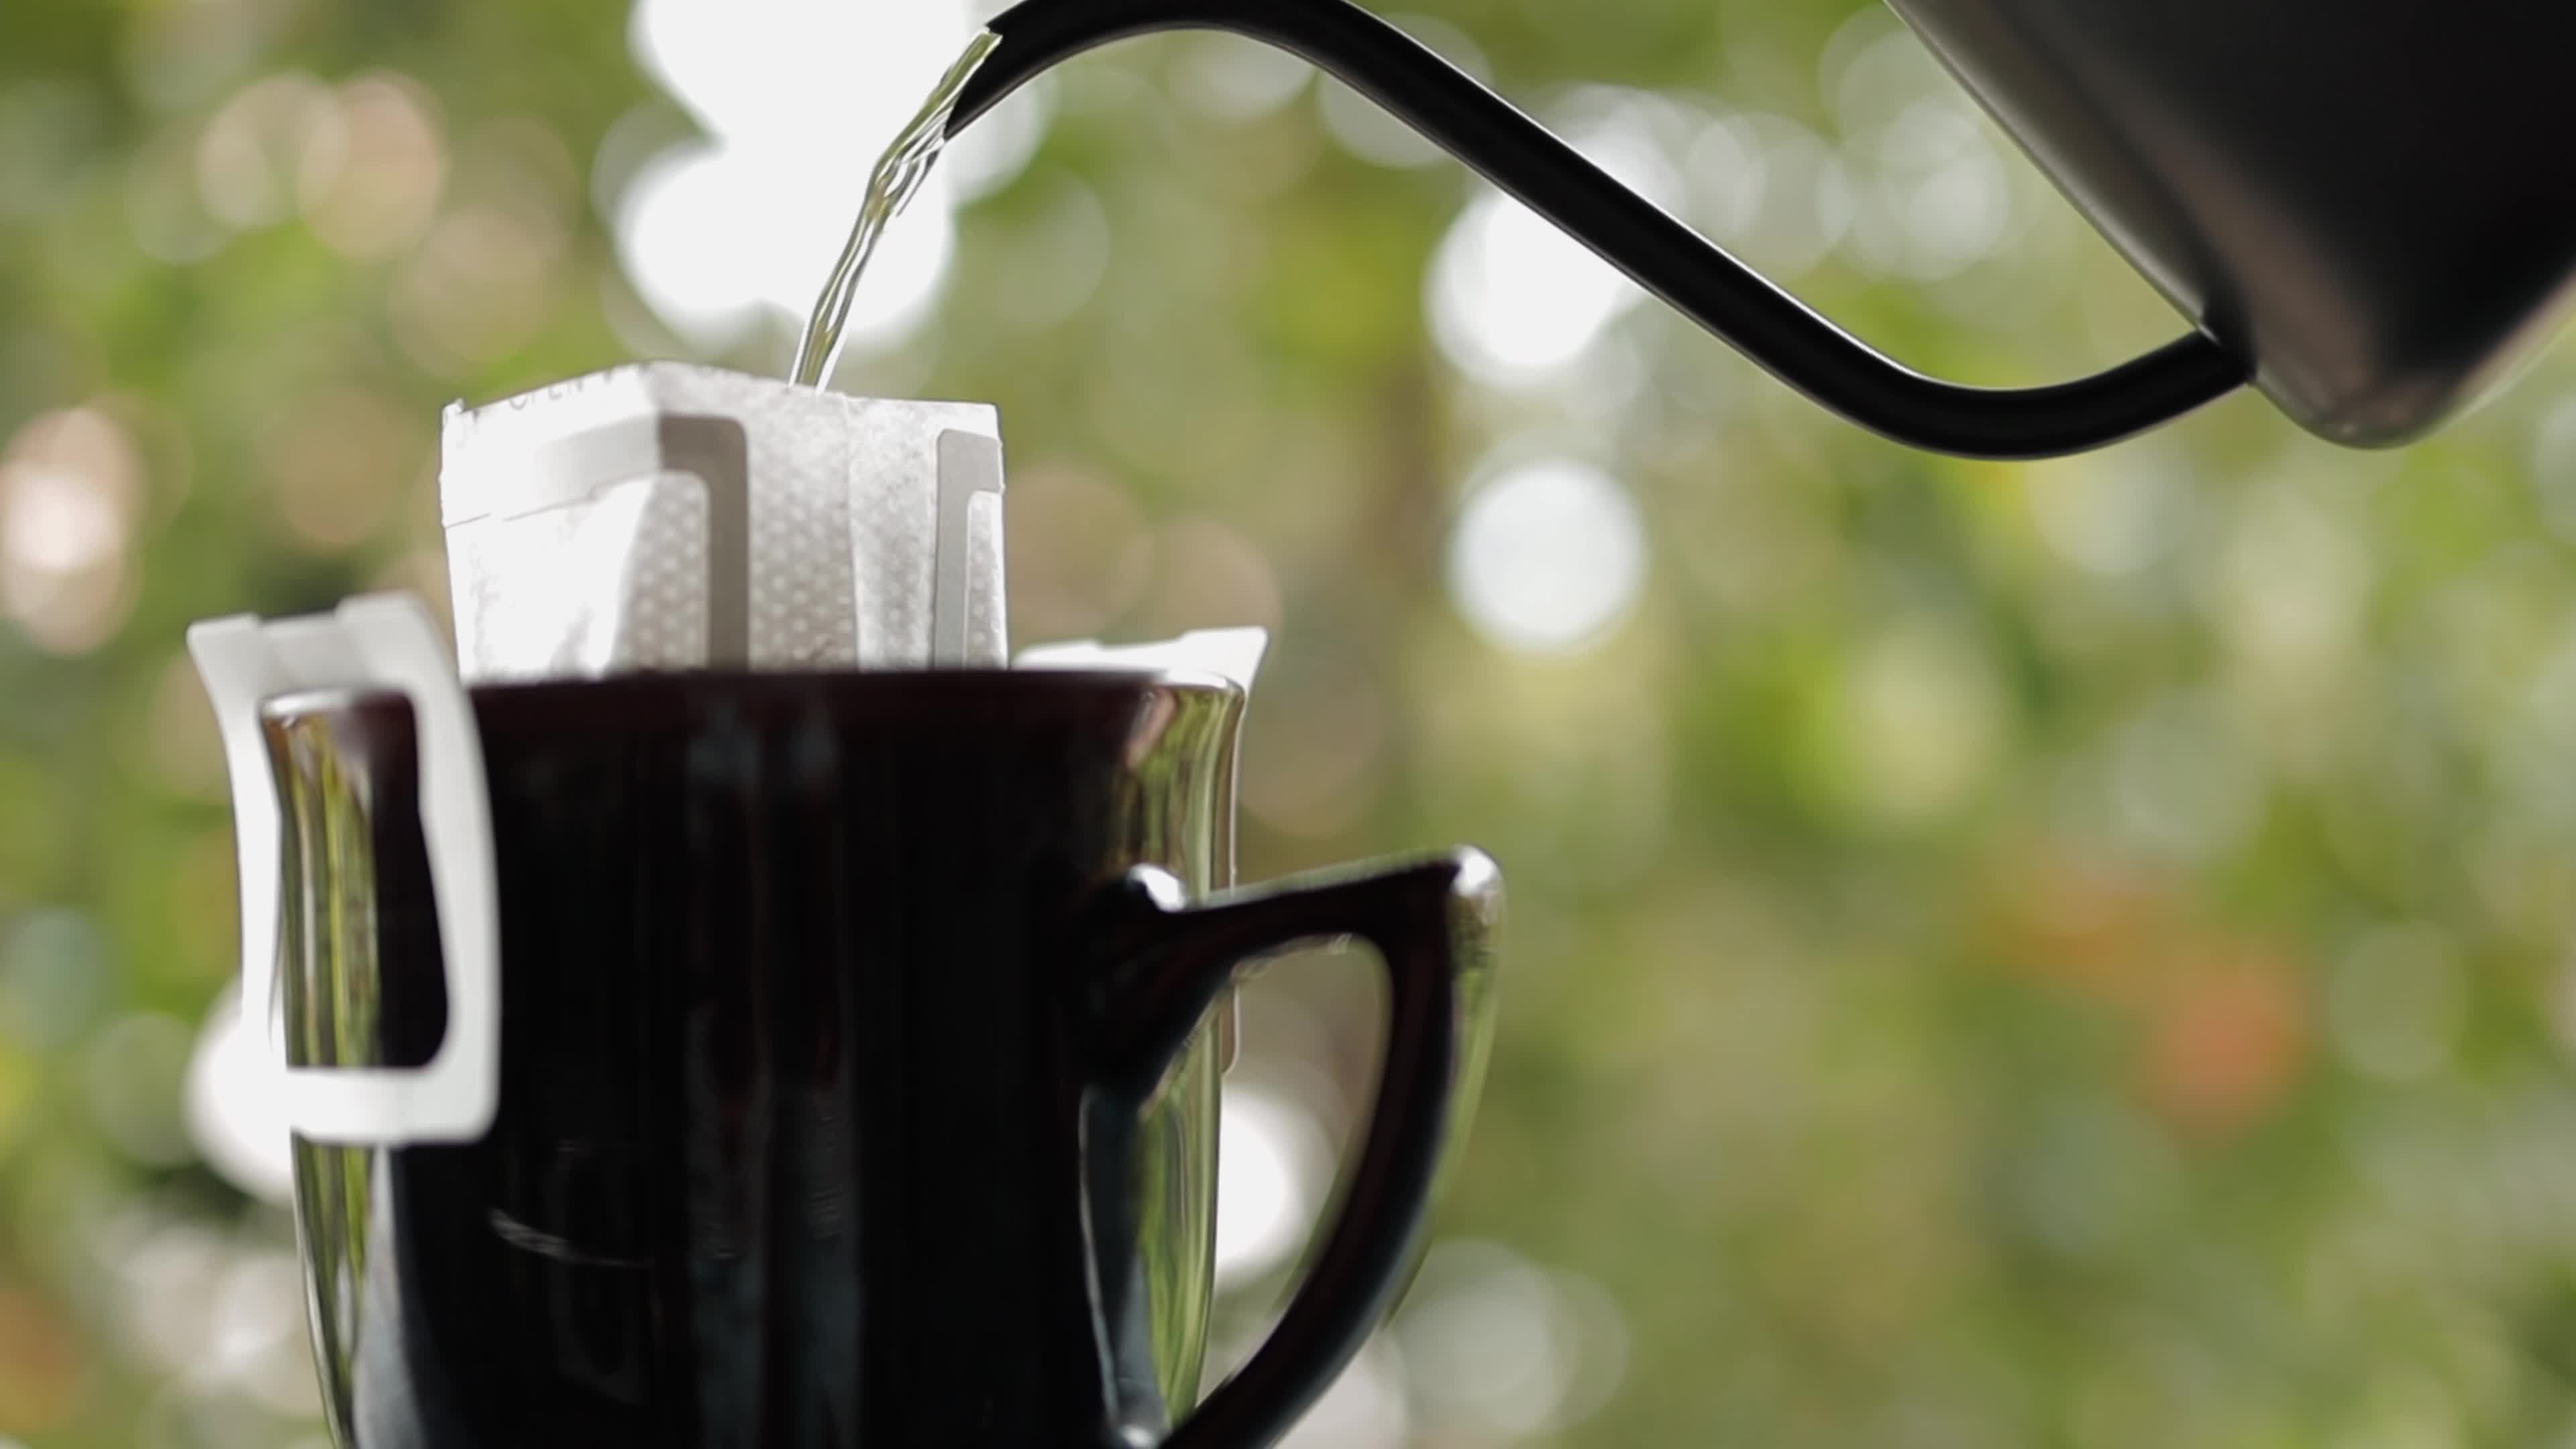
(0, 1286, 83, 1434)
(2141, 943, 2310, 1138)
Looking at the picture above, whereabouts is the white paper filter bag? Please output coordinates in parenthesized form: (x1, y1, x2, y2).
(439, 362, 1006, 681)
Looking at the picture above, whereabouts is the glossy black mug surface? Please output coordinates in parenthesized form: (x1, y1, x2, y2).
(259, 669, 1496, 1449)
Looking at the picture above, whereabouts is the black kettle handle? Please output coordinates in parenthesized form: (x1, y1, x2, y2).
(949, 0, 2245, 460)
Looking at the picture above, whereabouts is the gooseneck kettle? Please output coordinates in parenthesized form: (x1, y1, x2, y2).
(943, 0, 2576, 460)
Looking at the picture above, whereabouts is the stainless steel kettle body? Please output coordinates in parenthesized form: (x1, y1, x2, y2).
(1890, 0, 2576, 447)
(942, 0, 2576, 458)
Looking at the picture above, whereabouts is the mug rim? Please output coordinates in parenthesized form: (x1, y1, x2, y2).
(257, 665, 1244, 731)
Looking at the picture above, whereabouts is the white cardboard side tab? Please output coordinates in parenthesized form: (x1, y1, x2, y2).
(186, 592, 500, 1146)
(1014, 627, 1271, 694)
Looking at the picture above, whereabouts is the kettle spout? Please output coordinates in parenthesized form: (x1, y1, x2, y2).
(945, 0, 2245, 460)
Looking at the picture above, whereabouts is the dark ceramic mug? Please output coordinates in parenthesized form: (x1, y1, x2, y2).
(189, 594, 1497, 1449)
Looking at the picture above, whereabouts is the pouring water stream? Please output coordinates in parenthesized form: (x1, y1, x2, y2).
(792, 30, 1002, 388)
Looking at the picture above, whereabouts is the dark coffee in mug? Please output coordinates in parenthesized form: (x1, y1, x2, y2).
(250, 665, 1495, 1449)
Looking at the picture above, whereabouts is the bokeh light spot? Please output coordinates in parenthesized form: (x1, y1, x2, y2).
(1429, 189, 1624, 382)
(1845, 99, 2011, 280)
(1395, 1239, 1628, 1436)
(391, 203, 564, 376)
(196, 73, 333, 230)
(184, 986, 295, 1207)
(1446, 458, 1645, 655)
(299, 73, 445, 260)
(0, 406, 142, 655)
(985, 178, 1110, 333)
(1214, 1083, 1328, 1286)
(1689, 112, 1850, 279)
(1832, 617, 2005, 826)
(2031, 450, 2191, 578)
(614, 0, 976, 357)
(1426, 101, 1677, 386)
(2207, 485, 2371, 687)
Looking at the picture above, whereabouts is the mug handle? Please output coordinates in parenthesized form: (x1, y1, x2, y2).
(1084, 848, 1501, 1449)
(186, 592, 501, 1144)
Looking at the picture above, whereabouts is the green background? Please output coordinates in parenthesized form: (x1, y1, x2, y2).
(7, 0, 2576, 1445)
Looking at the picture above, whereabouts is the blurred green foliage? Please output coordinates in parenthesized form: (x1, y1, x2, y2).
(11, 0, 2576, 1446)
